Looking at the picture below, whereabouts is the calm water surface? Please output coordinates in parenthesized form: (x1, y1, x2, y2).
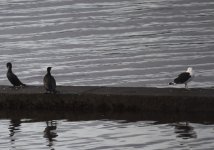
(0, 0, 213, 87)
(0, 112, 214, 150)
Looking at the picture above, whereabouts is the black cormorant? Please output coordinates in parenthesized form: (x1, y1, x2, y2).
(43, 67, 56, 93)
(6, 62, 26, 87)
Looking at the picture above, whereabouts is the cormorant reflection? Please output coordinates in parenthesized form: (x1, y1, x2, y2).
(9, 119, 21, 139)
(8, 118, 21, 149)
(44, 120, 58, 148)
(173, 122, 197, 139)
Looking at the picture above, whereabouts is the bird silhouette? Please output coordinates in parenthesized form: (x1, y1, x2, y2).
(43, 67, 56, 93)
(6, 62, 26, 87)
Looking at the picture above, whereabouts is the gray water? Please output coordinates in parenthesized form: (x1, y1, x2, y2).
(1, 112, 214, 150)
(0, 1, 214, 149)
(0, 0, 214, 88)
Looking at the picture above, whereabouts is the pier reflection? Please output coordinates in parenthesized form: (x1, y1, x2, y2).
(3, 111, 214, 150)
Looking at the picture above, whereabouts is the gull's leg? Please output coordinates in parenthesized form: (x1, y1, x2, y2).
(185, 83, 188, 89)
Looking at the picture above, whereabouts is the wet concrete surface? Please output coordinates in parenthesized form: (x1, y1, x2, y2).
(0, 86, 213, 112)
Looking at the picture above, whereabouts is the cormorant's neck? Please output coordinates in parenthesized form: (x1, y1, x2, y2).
(8, 68, 12, 73)
(47, 71, 51, 75)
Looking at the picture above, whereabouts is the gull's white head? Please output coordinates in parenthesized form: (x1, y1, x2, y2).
(186, 67, 194, 76)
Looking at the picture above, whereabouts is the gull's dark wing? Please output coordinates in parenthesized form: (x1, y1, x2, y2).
(174, 72, 191, 84)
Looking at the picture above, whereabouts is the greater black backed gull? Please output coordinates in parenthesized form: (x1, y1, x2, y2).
(169, 67, 194, 89)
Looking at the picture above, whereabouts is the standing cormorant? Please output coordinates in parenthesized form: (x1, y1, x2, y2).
(43, 67, 56, 93)
(6, 62, 26, 87)
(169, 67, 194, 89)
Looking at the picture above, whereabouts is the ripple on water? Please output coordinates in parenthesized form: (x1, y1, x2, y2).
(1, 119, 214, 150)
(0, 0, 214, 87)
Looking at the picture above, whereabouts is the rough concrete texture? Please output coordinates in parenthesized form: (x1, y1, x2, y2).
(0, 86, 214, 112)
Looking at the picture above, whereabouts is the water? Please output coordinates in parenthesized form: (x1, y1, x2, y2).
(0, 111, 214, 150)
(0, 0, 213, 88)
(0, 1, 214, 149)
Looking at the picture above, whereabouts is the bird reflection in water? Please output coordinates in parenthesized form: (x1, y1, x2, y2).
(8, 118, 21, 149)
(173, 122, 197, 139)
(44, 120, 58, 148)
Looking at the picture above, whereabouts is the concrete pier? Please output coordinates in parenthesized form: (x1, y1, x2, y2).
(0, 85, 214, 112)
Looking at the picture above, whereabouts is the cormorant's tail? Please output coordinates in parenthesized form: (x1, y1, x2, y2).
(169, 82, 175, 85)
(21, 83, 27, 87)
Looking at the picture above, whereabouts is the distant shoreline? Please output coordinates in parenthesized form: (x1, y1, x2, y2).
(0, 86, 213, 112)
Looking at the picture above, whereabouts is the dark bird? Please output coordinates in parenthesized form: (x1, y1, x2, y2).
(6, 62, 26, 87)
(169, 67, 194, 89)
(43, 67, 56, 93)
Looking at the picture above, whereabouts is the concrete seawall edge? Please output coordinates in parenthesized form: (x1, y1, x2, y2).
(0, 86, 213, 112)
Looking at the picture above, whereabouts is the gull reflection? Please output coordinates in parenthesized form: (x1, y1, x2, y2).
(173, 122, 197, 139)
(44, 120, 58, 148)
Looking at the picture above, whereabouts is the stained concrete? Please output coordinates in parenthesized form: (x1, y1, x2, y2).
(0, 85, 214, 112)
